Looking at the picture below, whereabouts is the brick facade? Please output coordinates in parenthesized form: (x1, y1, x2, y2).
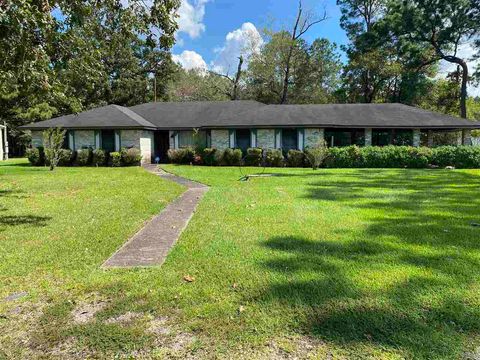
(211, 130, 230, 149)
(256, 129, 275, 149)
(304, 128, 324, 148)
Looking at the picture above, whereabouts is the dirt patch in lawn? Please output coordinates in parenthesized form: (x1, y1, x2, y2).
(71, 295, 109, 325)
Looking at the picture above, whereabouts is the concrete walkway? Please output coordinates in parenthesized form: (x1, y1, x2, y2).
(102, 165, 208, 268)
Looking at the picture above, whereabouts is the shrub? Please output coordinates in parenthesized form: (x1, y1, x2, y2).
(265, 149, 284, 167)
(121, 147, 142, 166)
(43, 127, 67, 170)
(167, 147, 195, 164)
(193, 154, 203, 165)
(92, 149, 106, 167)
(325, 146, 361, 168)
(110, 152, 122, 167)
(26, 147, 45, 166)
(58, 149, 74, 166)
(360, 146, 393, 168)
(202, 148, 217, 166)
(431, 146, 457, 167)
(305, 142, 328, 170)
(452, 146, 480, 168)
(244, 148, 263, 166)
(406, 147, 432, 168)
(214, 149, 225, 166)
(222, 148, 242, 166)
(76, 148, 92, 166)
(286, 149, 305, 167)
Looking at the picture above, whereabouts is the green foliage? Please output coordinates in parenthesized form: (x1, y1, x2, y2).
(247, 32, 341, 104)
(222, 148, 243, 166)
(244, 148, 263, 166)
(167, 148, 195, 164)
(286, 150, 305, 167)
(76, 148, 93, 166)
(167, 69, 231, 101)
(325, 146, 361, 168)
(264, 149, 284, 167)
(26, 147, 45, 166)
(109, 152, 122, 167)
(2, 0, 181, 155)
(120, 148, 142, 166)
(58, 149, 74, 167)
(305, 142, 328, 170)
(386, 0, 480, 118)
(202, 148, 218, 166)
(92, 149, 107, 167)
(42, 128, 67, 171)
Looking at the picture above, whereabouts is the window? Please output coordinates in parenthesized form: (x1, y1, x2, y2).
(372, 129, 413, 146)
(101, 130, 115, 153)
(372, 129, 391, 146)
(392, 129, 413, 146)
(178, 130, 207, 149)
(281, 129, 298, 152)
(178, 131, 194, 148)
(235, 129, 251, 153)
(324, 129, 365, 147)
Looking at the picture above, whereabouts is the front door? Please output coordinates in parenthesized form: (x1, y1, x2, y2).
(154, 131, 170, 163)
(102, 130, 115, 153)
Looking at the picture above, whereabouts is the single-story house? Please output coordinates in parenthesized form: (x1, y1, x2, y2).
(21, 101, 480, 164)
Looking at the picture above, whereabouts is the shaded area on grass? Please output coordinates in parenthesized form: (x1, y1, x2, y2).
(261, 235, 480, 358)
(0, 215, 51, 227)
(254, 170, 480, 358)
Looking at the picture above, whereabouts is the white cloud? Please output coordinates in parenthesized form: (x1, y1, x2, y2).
(439, 42, 480, 97)
(172, 50, 208, 70)
(210, 22, 263, 75)
(177, 0, 210, 39)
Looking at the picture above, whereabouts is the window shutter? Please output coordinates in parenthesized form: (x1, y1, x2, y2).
(114, 130, 121, 151)
(68, 131, 75, 150)
(229, 129, 236, 148)
(94, 130, 101, 149)
(251, 129, 257, 148)
(297, 129, 304, 151)
(275, 129, 281, 149)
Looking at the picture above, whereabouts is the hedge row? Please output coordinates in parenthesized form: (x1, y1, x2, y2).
(168, 145, 480, 169)
(26, 147, 142, 167)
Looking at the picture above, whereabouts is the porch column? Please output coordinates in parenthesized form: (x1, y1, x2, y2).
(462, 129, 472, 146)
(364, 128, 372, 146)
(427, 130, 434, 147)
(413, 129, 421, 147)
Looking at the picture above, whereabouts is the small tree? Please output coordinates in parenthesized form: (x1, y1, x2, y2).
(305, 140, 328, 170)
(43, 127, 66, 171)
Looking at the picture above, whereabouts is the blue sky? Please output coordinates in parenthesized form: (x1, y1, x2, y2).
(172, 0, 479, 96)
(172, 0, 348, 73)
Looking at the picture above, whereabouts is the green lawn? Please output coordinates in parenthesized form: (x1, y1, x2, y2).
(2, 159, 480, 359)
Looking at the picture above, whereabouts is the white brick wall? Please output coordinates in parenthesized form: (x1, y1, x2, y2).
(211, 130, 230, 149)
(256, 129, 275, 149)
(304, 128, 324, 148)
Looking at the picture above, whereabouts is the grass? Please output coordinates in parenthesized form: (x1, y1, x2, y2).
(2, 159, 480, 358)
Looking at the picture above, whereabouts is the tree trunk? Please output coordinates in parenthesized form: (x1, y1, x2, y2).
(232, 56, 244, 100)
(442, 55, 468, 118)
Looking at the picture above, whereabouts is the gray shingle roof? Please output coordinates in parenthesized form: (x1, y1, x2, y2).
(21, 104, 156, 130)
(20, 101, 480, 130)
